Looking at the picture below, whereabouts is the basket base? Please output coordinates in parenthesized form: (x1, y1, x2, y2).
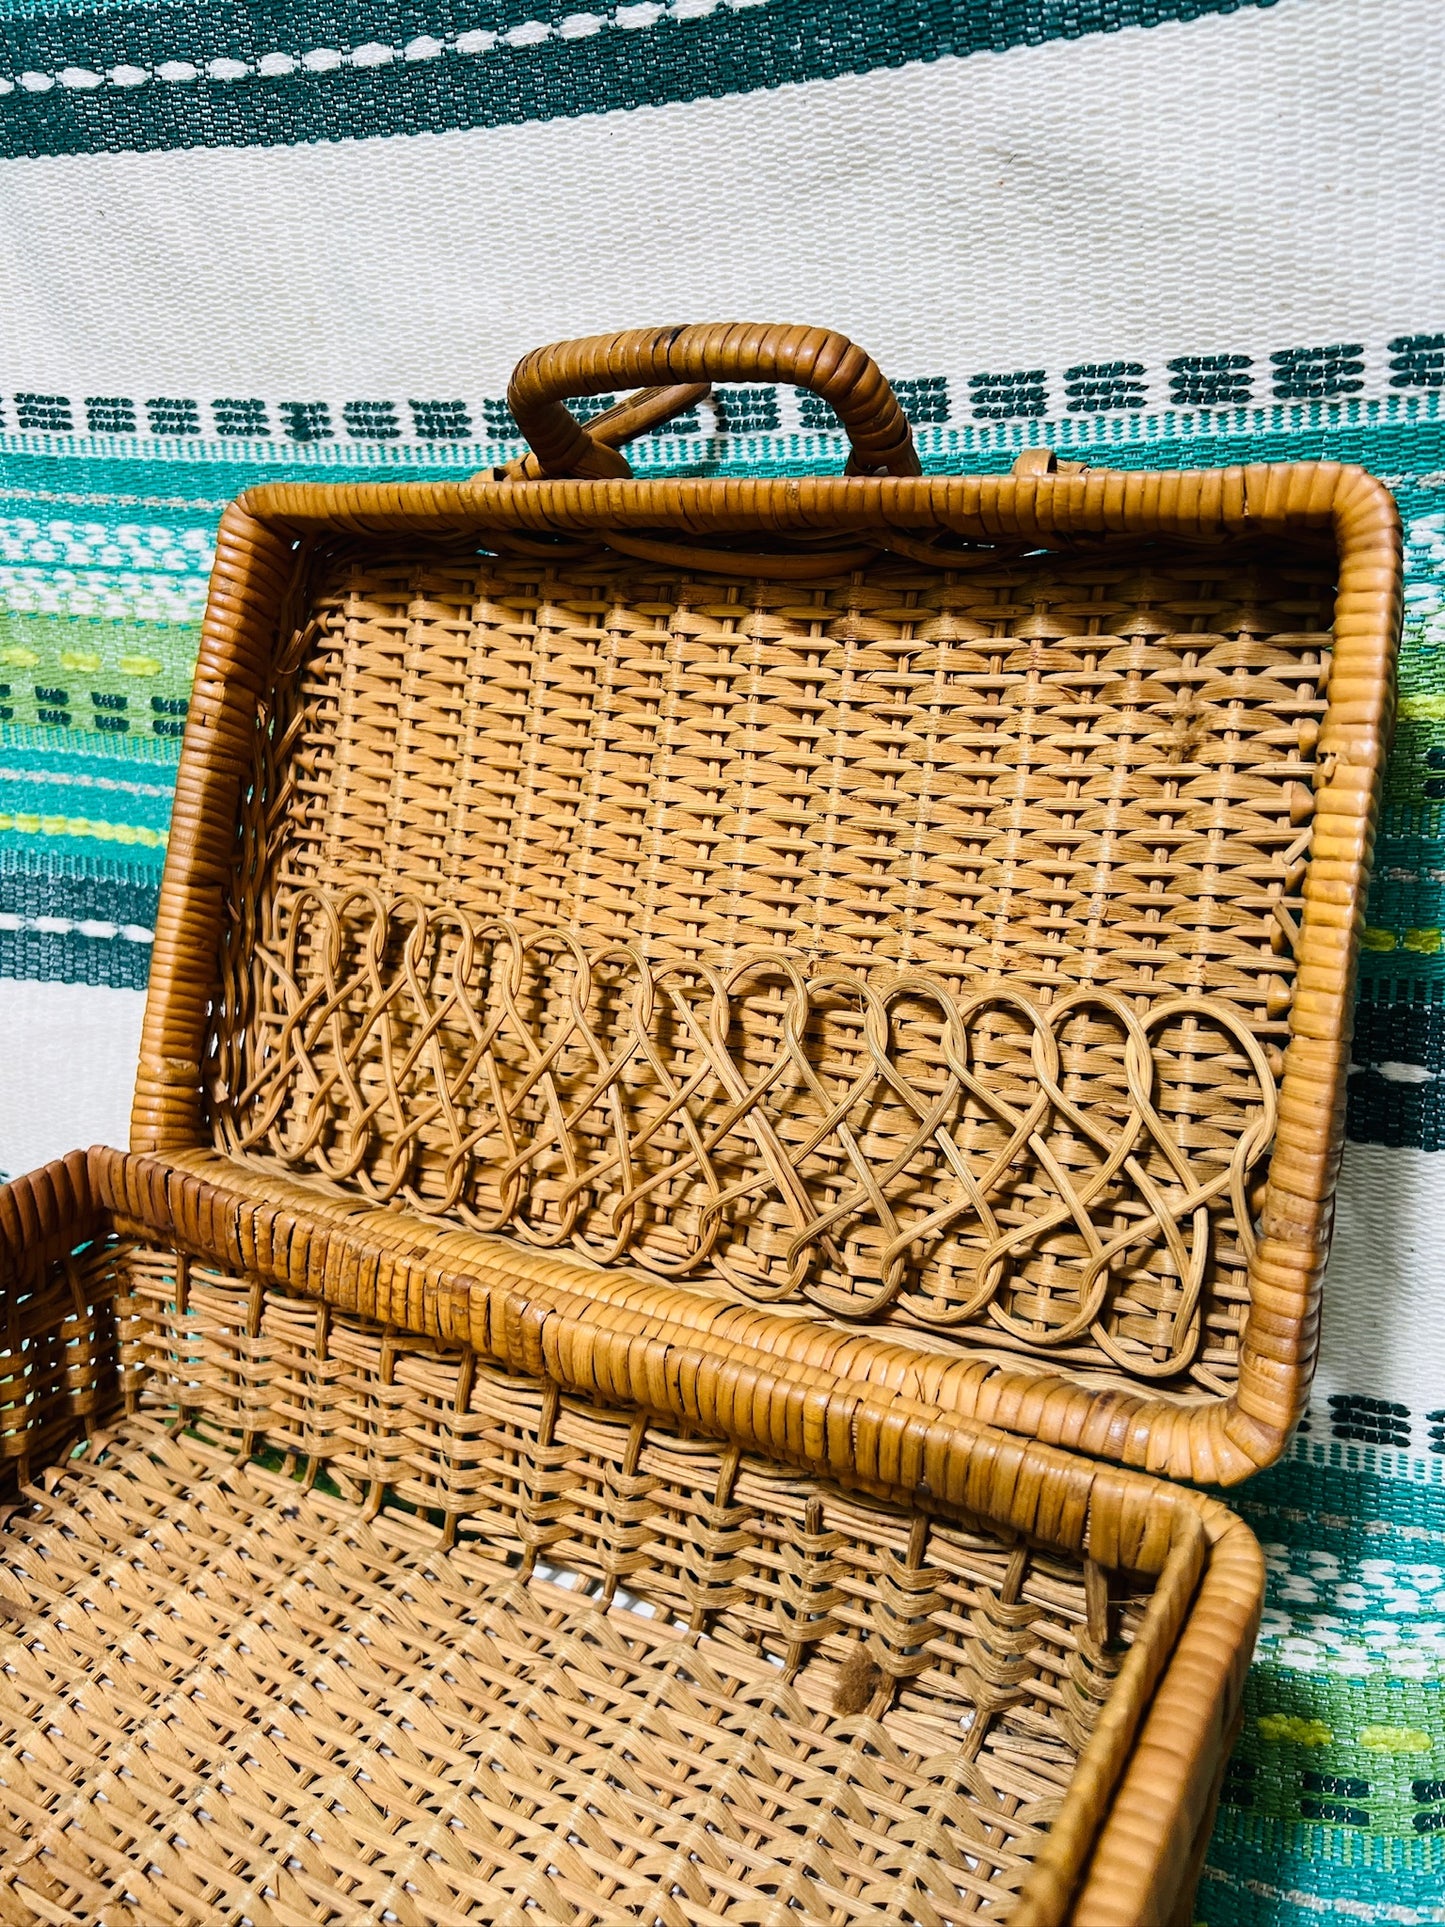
(0, 1413, 1061, 1926)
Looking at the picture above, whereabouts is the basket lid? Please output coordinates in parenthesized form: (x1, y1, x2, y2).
(130, 325, 1401, 1484)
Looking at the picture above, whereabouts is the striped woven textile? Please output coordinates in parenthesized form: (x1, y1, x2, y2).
(1, 1, 1442, 1919)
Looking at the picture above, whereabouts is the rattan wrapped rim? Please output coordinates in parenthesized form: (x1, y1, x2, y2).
(0, 1146, 1265, 1926)
(130, 456, 1399, 1484)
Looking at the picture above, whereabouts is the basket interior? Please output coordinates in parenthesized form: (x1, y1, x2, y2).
(0, 1236, 1153, 1925)
(205, 536, 1334, 1404)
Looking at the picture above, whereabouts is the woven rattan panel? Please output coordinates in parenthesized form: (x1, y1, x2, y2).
(209, 540, 1332, 1397)
(0, 1241, 1141, 1926)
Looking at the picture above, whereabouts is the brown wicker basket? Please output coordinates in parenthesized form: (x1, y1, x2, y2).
(0, 325, 1400, 1926)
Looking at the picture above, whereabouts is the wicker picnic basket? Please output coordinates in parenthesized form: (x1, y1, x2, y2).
(0, 325, 1399, 1926)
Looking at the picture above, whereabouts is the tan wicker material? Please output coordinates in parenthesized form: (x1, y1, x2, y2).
(125, 324, 1398, 1482)
(213, 883, 1279, 1387)
(1, 1150, 1261, 1927)
(0, 326, 1399, 1922)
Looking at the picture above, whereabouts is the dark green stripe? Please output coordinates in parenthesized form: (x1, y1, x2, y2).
(0, 849, 157, 988)
(0, 405, 1440, 520)
(1363, 832, 1445, 934)
(0, 924, 150, 987)
(0, 845, 159, 911)
(1354, 984, 1445, 1073)
(1363, 982, 1445, 1043)
(1347, 1069, 1445, 1152)
(0, 0, 1284, 159)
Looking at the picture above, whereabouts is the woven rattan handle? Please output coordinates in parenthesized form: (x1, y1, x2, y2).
(507, 323, 923, 480)
(496, 381, 711, 480)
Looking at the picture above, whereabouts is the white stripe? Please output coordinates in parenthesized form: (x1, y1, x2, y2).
(0, 0, 1438, 397)
(1372, 1060, 1436, 1085)
(0, 1, 770, 99)
(1317, 1141, 1445, 1421)
(0, 766, 175, 801)
(0, 563, 208, 624)
(0, 517, 213, 569)
(0, 979, 142, 1175)
(0, 912, 153, 941)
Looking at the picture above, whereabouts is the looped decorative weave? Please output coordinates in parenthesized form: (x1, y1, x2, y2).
(202, 533, 1331, 1403)
(214, 883, 1277, 1386)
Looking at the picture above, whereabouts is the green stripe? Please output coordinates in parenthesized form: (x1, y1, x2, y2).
(0, 0, 1285, 160)
(0, 613, 197, 735)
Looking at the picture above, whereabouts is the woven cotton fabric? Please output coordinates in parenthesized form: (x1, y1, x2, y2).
(0, 0, 1442, 1919)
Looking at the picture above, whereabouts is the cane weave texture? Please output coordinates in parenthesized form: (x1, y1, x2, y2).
(206, 538, 1324, 1397)
(0, 6, 1437, 1920)
(0, 331, 1388, 1924)
(115, 406, 1397, 1491)
(0, 1219, 1212, 1927)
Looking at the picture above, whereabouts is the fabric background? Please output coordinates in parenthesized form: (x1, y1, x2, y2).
(1, 0, 1442, 1917)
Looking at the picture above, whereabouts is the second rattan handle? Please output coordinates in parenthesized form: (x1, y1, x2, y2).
(507, 323, 922, 480)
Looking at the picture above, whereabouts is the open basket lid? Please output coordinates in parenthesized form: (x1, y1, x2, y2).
(130, 324, 1402, 1485)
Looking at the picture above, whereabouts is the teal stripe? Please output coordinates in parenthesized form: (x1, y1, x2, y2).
(1225, 1457, 1445, 1559)
(0, 744, 176, 784)
(2, 391, 1444, 509)
(0, 0, 1286, 160)
(0, 773, 171, 830)
(1200, 1843, 1445, 1926)
(0, 722, 180, 765)
(0, 730, 175, 864)
(0, 825, 167, 866)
